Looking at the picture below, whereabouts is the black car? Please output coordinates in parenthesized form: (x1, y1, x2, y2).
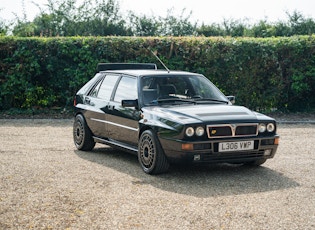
(73, 63, 279, 174)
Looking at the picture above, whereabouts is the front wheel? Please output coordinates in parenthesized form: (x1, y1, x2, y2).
(73, 114, 95, 151)
(138, 130, 169, 174)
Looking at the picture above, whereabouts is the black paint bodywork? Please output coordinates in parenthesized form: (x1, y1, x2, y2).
(74, 68, 279, 165)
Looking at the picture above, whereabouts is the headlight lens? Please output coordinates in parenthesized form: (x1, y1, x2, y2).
(185, 127, 195, 137)
(258, 123, 266, 133)
(195, 126, 205, 136)
(267, 123, 275, 132)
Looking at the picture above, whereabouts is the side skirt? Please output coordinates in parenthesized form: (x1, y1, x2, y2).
(93, 136, 138, 154)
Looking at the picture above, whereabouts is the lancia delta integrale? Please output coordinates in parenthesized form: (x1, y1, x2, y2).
(73, 63, 279, 174)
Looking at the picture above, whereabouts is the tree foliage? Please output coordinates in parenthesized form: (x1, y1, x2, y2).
(0, 9, 9, 36)
(12, 0, 131, 36)
(1, 0, 315, 37)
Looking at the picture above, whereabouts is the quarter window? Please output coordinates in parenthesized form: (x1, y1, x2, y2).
(97, 74, 119, 100)
(89, 78, 103, 97)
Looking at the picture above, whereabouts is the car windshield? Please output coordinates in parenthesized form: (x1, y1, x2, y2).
(140, 74, 228, 105)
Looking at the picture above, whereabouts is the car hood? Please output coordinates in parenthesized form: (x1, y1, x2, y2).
(143, 104, 274, 124)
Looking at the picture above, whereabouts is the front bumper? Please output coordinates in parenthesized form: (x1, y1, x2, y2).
(159, 135, 279, 164)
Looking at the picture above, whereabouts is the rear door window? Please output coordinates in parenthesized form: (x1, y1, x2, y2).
(97, 74, 120, 100)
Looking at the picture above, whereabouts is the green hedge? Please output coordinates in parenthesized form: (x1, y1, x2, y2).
(0, 36, 314, 112)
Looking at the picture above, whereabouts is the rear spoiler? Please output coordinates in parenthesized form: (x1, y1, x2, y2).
(97, 63, 157, 72)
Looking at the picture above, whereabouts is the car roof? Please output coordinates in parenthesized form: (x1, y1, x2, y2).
(99, 69, 202, 77)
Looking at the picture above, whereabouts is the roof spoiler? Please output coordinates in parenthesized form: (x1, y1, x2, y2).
(97, 63, 157, 72)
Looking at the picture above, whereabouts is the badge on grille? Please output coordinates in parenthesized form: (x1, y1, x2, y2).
(231, 124, 236, 135)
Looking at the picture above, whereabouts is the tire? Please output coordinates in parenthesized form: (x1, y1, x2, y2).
(138, 130, 170, 174)
(245, 158, 267, 166)
(73, 114, 95, 151)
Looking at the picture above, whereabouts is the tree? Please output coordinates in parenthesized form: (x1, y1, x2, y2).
(222, 18, 247, 37)
(12, 0, 131, 36)
(273, 21, 291, 37)
(196, 23, 225, 37)
(128, 8, 196, 36)
(128, 13, 161, 36)
(0, 16, 8, 36)
(12, 20, 36, 36)
(287, 10, 315, 35)
(251, 20, 275, 37)
(159, 8, 197, 36)
(9, 1, 315, 38)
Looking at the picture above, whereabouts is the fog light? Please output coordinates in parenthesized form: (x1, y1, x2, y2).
(194, 155, 201, 161)
(264, 149, 272, 156)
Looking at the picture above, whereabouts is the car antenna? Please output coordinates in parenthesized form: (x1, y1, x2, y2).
(148, 48, 170, 73)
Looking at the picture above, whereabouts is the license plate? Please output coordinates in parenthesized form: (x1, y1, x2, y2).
(219, 141, 254, 152)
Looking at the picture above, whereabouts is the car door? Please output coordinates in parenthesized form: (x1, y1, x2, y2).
(84, 74, 120, 138)
(105, 75, 140, 146)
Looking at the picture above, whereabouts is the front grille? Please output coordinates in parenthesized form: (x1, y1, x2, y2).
(208, 126, 232, 137)
(202, 150, 264, 162)
(207, 123, 258, 139)
(193, 143, 211, 150)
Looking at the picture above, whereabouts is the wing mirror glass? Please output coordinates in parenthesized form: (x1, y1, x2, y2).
(227, 96, 235, 104)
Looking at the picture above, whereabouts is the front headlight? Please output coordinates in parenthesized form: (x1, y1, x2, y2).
(258, 123, 266, 133)
(185, 127, 195, 137)
(195, 126, 205, 136)
(267, 123, 275, 132)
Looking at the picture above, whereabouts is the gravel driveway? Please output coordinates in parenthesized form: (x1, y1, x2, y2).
(0, 119, 314, 229)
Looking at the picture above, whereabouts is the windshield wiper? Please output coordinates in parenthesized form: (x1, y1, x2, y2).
(194, 98, 229, 104)
(156, 98, 196, 104)
(148, 98, 228, 105)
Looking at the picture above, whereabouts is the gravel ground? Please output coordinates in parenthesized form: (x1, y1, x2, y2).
(0, 119, 314, 229)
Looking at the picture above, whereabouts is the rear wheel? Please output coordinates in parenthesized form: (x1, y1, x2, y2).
(138, 130, 169, 174)
(73, 114, 95, 151)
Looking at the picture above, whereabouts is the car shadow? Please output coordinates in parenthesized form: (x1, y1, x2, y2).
(75, 145, 299, 198)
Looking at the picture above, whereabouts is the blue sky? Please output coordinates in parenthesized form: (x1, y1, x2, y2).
(1, 0, 315, 24)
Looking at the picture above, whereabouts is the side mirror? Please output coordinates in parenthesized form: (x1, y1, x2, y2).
(122, 99, 138, 108)
(227, 96, 236, 104)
